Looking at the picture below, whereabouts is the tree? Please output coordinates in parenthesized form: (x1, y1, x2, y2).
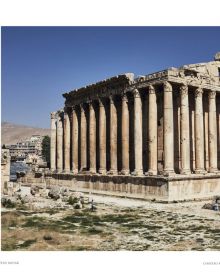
(42, 135, 50, 167)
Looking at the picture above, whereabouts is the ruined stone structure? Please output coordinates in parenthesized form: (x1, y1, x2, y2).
(46, 53, 220, 201)
(1, 149, 11, 192)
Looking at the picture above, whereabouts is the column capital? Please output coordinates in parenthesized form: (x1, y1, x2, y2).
(195, 87, 203, 98)
(98, 98, 105, 107)
(121, 93, 128, 102)
(79, 103, 85, 111)
(180, 83, 188, 97)
(72, 104, 78, 110)
(208, 90, 216, 99)
(109, 95, 115, 104)
(64, 110, 69, 117)
(149, 84, 156, 94)
(88, 100, 94, 108)
(133, 88, 141, 98)
(50, 112, 57, 119)
(164, 81, 172, 92)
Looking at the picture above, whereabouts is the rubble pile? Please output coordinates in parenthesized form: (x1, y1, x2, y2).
(1, 183, 92, 210)
(202, 196, 220, 211)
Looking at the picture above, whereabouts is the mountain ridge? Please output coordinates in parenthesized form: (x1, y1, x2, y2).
(1, 121, 50, 145)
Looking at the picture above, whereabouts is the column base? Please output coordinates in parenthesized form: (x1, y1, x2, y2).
(79, 167, 88, 174)
(89, 168, 96, 174)
(180, 169, 191, 175)
(107, 169, 118, 175)
(163, 169, 175, 177)
(194, 169, 207, 175)
(209, 168, 218, 174)
(71, 169, 78, 175)
(146, 169, 157, 176)
(98, 168, 106, 175)
(132, 170, 143, 176)
(63, 169, 70, 173)
(120, 169, 130, 175)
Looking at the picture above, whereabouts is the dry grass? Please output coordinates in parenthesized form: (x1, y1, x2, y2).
(1, 204, 220, 251)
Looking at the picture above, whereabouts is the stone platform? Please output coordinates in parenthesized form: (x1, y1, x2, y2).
(21, 172, 220, 202)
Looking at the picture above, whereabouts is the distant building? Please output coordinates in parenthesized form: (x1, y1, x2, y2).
(7, 134, 44, 161)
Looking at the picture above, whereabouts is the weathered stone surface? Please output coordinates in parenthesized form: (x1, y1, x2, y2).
(1, 149, 10, 192)
(214, 52, 220, 61)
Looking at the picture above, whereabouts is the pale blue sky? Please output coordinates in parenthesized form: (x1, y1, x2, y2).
(2, 26, 220, 128)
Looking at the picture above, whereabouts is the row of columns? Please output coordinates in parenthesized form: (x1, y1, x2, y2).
(50, 82, 219, 176)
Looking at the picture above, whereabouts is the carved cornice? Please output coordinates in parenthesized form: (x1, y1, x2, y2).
(63, 74, 134, 107)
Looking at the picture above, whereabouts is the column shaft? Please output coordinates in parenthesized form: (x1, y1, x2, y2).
(121, 94, 129, 175)
(50, 112, 57, 171)
(148, 85, 157, 175)
(195, 88, 205, 173)
(163, 81, 175, 176)
(208, 91, 218, 172)
(80, 105, 87, 172)
(109, 96, 117, 174)
(180, 84, 191, 174)
(99, 99, 106, 174)
(56, 112, 63, 172)
(89, 102, 96, 173)
(64, 111, 70, 172)
(133, 89, 143, 175)
(71, 107, 78, 173)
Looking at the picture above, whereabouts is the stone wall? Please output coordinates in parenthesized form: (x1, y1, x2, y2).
(20, 172, 220, 202)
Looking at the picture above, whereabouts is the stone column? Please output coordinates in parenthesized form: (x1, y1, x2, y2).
(121, 94, 129, 175)
(98, 99, 106, 174)
(89, 101, 96, 173)
(148, 85, 157, 175)
(163, 81, 175, 176)
(71, 106, 78, 173)
(80, 104, 87, 172)
(133, 89, 143, 176)
(195, 88, 205, 174)
(56, 111, 63, 172)
(180, 84, 191, 175)
(109, 95, 118, 174)
(208, 90, 218, 173)
(63, 110, 70, 172)
(50, 112, 57, 171)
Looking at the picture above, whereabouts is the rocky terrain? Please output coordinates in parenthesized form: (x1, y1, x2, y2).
(1, 183, 220, 251)
(1, 122, 50, 145)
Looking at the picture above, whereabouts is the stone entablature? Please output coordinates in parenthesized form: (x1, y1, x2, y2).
(48, 53, 220, 200)
(63, 73, 134, 106)
(63, 59, 220, 107)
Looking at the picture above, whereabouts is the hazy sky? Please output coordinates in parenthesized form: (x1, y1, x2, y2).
(2, 26, 220, 128)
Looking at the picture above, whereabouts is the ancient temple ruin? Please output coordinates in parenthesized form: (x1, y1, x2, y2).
(46, 53, 220, 201)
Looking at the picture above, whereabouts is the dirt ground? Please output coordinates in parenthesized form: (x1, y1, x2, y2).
(1, 193, 220, 251)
